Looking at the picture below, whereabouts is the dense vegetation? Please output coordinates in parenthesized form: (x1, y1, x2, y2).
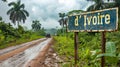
(0, 21, 45, 49)
(54, 30, 120, 67)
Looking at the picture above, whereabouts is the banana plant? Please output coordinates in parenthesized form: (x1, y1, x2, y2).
(96, 42, 120, 66)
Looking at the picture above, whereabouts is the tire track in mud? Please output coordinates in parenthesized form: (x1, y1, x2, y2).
(0, 38, 53, 67)
(0, 38, 46, 62)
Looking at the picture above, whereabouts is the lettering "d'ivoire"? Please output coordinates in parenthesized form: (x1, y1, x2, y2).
(74, 13, 110, 27)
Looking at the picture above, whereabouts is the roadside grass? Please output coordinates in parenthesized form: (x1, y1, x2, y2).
(53, 31, 120, 67)
(0, 35, 44, 49)
(53, 35, 100, 67)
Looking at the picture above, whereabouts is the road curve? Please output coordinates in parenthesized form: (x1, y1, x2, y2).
(0, 38, 52, 67)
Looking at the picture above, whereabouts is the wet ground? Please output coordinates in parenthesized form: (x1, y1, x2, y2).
(40, 47, 63, 67)
(0, 38, 53, 67)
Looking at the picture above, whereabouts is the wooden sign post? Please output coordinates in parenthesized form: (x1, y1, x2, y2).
(74, 32, 79, 65)
(101, 32, 106, 67)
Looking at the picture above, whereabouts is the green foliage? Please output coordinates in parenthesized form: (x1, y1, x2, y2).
(115, 0, 120, 10)
(54, 33, 101, 66)
(17, 25, 25, 34)
(87, 0, 108, 11)
(106, 42, 116, 54)
(0, 22, 20, 38)
(0, 30, 5, 44)
(67, 10, 83, 16)
(0, 21, 45, 49)
(97, 42, 120, 65)
(54, 36, 74, 63)
(32, 20, 41, 31)
(54, 30, 120, 66)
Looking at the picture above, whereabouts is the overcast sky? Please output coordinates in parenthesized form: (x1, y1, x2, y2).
(0, 0, 94, 29)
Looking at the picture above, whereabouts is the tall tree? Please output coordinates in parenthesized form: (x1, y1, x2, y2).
(58, 13, 66, 35)
(58, 13, 66, 27)
(32, 20, 41, 31)
(7, 0, 29, 27)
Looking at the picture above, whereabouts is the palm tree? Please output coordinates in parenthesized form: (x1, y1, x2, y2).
(87, 0, 109, 11)
(32, 20, 41, 31)
(58, 13, 66, 35)
(7, 0, 29, 27)
(58, 13, 66, 27)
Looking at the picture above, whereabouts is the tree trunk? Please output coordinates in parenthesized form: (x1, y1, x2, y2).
(17, 21, 20, 28)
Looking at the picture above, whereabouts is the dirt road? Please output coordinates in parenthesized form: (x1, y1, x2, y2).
(0, 38, 53, 67)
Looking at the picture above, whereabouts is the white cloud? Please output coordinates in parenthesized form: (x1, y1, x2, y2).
(0, 0, 93, 29)
(42, 18, 61, 29)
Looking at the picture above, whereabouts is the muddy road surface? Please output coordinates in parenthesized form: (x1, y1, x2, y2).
(0, 38, 53, 67)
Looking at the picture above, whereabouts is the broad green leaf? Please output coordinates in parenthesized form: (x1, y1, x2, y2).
(106, 42, 116, 53)
(118, 53, 120, 58)
(96, 53, 119, 63)
(97, 42, 116, 58)
(96, 53, 116, 58)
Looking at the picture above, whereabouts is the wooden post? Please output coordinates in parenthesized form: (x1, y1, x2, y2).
(74, 32, 79, 66)
(101, 32, 106, 67)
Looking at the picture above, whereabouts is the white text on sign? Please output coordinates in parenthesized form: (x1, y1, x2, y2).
(74, 13, 110, 27)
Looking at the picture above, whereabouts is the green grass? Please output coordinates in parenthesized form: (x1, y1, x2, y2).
(0, 35, 44, 49)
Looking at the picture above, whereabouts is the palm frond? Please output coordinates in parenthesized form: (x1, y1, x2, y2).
(7, 8, 14, 15)
(19, 4, 25, 9)
(87, 5, 95, 11)
(22, 10, 29, 16)
(8, 2, 16, 6)
(17, 0, 21, 6)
